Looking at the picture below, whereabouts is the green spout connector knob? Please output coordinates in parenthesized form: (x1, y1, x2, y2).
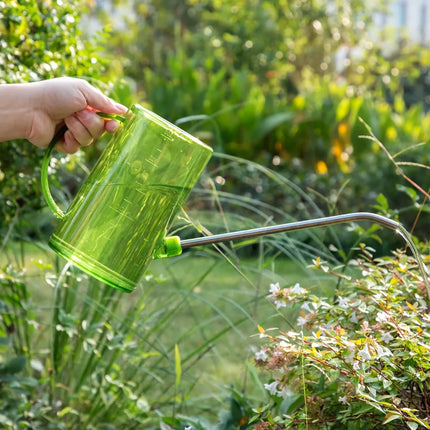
(153, 236, 183, 259)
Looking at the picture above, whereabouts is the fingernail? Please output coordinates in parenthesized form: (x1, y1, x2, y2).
(106, 120, 119, 133)
(114, 102, 127, 113)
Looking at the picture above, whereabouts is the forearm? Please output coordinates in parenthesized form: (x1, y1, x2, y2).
(0, 83, 37, 142)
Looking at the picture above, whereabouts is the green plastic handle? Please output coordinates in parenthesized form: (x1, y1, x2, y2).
(40, 125, 68, 219)
(96, 112, 126, 123)
(40, 112, 126, 219)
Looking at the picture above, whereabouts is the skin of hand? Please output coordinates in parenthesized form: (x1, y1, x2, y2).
(0, 77, 127, 153)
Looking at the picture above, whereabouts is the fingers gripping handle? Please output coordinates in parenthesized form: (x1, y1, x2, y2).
(41, 112, 126, 220)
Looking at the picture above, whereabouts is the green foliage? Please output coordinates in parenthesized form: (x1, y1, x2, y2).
(0, 0, 119, 239)
(101, 0, 430, 243)
(0, 0, 103, 82)
(112, 0, 385, 84)
(253, 246, 430, 428)
(0, 252, 259, 429)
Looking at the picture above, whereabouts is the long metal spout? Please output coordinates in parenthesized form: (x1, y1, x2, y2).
(179, 212, 400, 249)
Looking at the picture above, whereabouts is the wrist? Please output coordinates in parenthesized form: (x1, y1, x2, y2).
(0, 83, 38, 142)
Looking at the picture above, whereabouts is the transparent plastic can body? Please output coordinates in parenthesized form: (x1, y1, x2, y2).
(48, 104, 212, 292)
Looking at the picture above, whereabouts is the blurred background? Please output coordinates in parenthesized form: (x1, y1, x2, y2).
(4, 0, 430, 245)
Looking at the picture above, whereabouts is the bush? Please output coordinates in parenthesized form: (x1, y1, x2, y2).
(252, 245, 430, 428)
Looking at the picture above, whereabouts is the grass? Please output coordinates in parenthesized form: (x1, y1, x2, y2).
(1, 237, 337, 424)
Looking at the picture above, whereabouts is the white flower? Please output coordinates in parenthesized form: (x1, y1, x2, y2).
(375, 342, 393, 358)
(255, 349, 268, 362)
(376, 311, 388, 323)
(358, 344, 372, 361)
(301, 302, 312, 313)
(269, 282, 281, 295)
(422, 314, 430, 323)
(297, 316, 308, 327)
(264, 381, 279, 395)
(350, 312, 358, 323)
(277, 385, 291, 399)
(273, 299, 287, 309)
(338, 395, 349, 404)
(380, 332, 394, 343)
(337, 296, 349, 309)
(353, 360, 360, 370)
(267, 282, 287, 309)
(287, 330, 299, 337)
(291, 283, 307, 295)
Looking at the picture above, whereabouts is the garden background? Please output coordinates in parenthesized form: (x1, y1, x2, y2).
(2, 0, 430, 428)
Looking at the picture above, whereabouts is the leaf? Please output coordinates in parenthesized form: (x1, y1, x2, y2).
(31, 259, 52, 270)
(0, 356, 26, 375)
(57, 407, 79, 418)
(406, 301, 417, 311)
(280, 394, 304, 415)
(376, 193, 389, 211)
(253, 112, 294, 141)
(174, 344, 181, 388)
(17, 376, 39, 388)
(136, 397, 149, 413)
(160, 420, 175, 430)
(175, 114, 212, 126)
(401, 408, 430, 429)
(382, 412, 402, 424)
(397, 185, 418, 202)
(336, 99, 350, 122)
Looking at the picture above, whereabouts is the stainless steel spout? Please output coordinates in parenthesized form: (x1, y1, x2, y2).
(179, 212, 400, 249)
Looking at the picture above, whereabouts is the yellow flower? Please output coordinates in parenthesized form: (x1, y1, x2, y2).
(316, 160, 328, 174)
(293, 95, 305, 110)
(338, 122, 349, 138)
(386, 126, 397, 141)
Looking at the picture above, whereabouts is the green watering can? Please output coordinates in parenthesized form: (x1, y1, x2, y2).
(42, 104, 401, 293)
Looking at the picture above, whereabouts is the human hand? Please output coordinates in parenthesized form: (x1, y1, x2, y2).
(26, 77, 127, 153)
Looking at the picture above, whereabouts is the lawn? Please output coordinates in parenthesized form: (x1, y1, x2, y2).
(1, 239, 336, 421)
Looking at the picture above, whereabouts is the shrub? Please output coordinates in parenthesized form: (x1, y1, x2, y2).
(252, 245, 430, 429)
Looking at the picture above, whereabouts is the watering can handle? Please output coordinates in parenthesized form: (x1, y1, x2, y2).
(40, 112, 126, 220)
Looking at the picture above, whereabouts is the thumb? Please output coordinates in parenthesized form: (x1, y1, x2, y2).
(79, 81, 127, 114)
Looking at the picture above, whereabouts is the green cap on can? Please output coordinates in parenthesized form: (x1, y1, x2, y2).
(153, 236, 183, 259)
